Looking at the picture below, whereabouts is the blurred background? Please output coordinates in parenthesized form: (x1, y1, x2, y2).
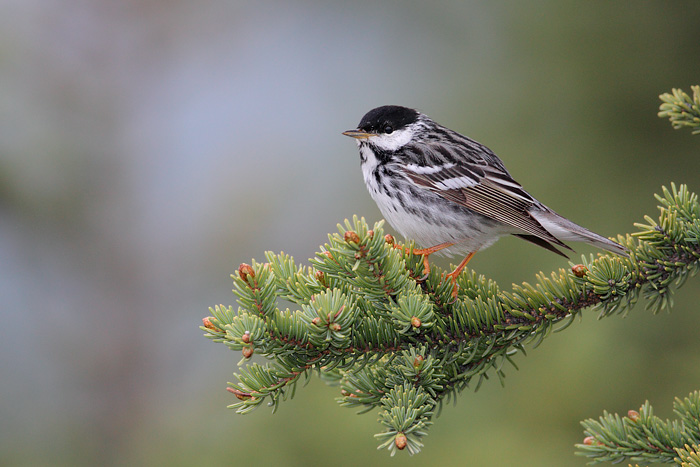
(1, 1, 699, 465)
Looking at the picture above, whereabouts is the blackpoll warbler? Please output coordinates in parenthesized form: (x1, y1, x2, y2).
(343, 105, 627, 296)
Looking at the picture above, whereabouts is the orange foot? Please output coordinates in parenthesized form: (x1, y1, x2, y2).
(445, 252, 475, 300)
(411, 242, 454, 280)
(393, 241, 476, 298)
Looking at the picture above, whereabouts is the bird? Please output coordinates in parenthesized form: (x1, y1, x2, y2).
(342, 105, 627, 297)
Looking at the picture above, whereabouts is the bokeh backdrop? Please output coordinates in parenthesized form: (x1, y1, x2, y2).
(2, 1, 700, 466)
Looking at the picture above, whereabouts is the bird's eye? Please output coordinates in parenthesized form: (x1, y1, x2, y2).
(383, 125, 394, 134)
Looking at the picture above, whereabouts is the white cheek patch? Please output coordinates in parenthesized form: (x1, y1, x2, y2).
(368, 127, 414, 152)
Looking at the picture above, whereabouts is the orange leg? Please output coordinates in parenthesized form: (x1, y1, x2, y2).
(411, 242, 454, 278)
(445, 252, 475, 298)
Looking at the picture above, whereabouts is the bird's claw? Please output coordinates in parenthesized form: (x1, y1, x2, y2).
(446, 274, 460, 303)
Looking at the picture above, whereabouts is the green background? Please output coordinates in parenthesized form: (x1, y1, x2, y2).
(1, 2, 699, 466)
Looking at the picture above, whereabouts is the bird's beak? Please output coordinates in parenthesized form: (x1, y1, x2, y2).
(342, 129, 373, 139)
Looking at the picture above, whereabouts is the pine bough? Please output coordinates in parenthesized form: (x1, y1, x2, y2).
(202, 183, 700, 458)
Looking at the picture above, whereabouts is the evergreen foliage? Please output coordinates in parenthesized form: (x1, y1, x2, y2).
(201, 88, 699, 458)
(576, 391, 700, 466)
(570, 89, 700, 465)
(202, 182, 700, 456)
(659, 86, 700, 135)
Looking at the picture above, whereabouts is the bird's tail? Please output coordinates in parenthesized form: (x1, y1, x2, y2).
(531, 209, 629, 257)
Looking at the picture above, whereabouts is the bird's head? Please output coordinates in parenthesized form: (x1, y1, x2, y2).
(343, 105, 421, 152)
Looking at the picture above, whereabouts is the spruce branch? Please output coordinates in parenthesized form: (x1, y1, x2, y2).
(575, 391, 700, 465)
(202, 183, 700, 456)
(659, 86, 700, 134)
(676, 444, 700, 467)
(574, 89, 700, 466)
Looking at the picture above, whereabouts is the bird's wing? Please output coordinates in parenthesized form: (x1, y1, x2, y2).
(401, 154, 571, 252)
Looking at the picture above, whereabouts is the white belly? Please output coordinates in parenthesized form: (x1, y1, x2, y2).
(359, 146, 509, 256)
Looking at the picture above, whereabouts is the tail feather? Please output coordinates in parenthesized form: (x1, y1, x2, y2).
(530, 209, 629, 257)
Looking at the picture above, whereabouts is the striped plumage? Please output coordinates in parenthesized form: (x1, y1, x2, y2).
(343, 105, 627, 273)
(343, 105, 627, 297)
